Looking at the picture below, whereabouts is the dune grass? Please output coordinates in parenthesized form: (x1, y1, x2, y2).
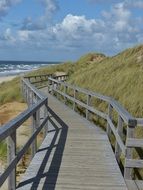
(0, 142, 7, 161)
(0, 45, 142, 115)
(69, 45, 143, 117)
(0, 44, 143, 178)
(0, 77, 23, 105)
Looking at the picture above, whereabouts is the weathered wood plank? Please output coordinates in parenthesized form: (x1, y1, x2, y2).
(18, 91, 128, 190)
(126, 138, 143, 148)
(125, 159, 143, 168)
(125, 180, 138, 190)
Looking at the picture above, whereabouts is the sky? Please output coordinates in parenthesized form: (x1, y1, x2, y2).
(0, 0, 143, 61)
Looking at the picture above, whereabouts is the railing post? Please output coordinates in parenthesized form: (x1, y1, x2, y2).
(86, 95, 91, 120)
(51, 81, 54, 95)
(7, 131, 16, 190)
(43, 99, 48, 139)
(48, 79, 51, 93)
(107, 103, 113, 137)
(115, 115, 123, 163)
(124, 123, 136, 179)
(27, 87, 31, 107)
(64, 85, 67, 104)
(73, 89, 77, 111)
(31, 108, 40, 158)
(57, 83, 61, 100)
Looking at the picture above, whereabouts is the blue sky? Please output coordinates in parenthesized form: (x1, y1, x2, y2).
(0, 0, 143, 61)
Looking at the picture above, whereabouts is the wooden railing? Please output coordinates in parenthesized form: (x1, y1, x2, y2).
(0, 77, 49, 189)
(0, 73, 68, 189)
(48, 77, 143, 181)
(0, 73, 142, 189)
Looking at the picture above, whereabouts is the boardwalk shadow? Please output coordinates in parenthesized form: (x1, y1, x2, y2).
(17, 107, 68, 190)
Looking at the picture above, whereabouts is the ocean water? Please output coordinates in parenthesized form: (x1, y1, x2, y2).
(0, 61, 60, 76)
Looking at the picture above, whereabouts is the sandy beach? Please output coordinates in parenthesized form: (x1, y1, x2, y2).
(0, 75, 18, 84)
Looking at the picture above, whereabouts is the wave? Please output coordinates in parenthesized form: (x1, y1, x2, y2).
(0, 61, 60, 76)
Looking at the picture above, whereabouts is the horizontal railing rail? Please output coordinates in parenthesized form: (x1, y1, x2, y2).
(47, 77, 143, 181)
(0, 77, 48, 189)
(0, 72, 142, 189)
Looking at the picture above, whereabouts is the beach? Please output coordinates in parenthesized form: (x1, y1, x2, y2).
(0, 75, 17, 84)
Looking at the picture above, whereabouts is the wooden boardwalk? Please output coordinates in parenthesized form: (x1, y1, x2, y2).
(17, 90, 128, 190)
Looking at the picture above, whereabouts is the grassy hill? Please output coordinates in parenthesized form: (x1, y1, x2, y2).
(0, 44, 143, 118)
(70, 45, 143, 117)
(0, 44, 143, 179)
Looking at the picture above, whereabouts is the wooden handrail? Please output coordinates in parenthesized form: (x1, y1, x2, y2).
(0, 73, 142, 189)
(48, 77, 136, 125)
(47, 76, 143, 181)
(0, 77, 48, 189)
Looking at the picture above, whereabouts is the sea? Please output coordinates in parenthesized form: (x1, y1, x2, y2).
(0, 61, 60, 76)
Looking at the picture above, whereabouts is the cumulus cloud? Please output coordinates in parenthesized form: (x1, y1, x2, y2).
(88, 0, 143, 8)
(0, 0, 21, 17)
(21, 0, 59, 31)
(0, 1, 143, 56)
(0, 28, 15, 44)
(102, 3, 132, 32)
(41, 0, 59, 20)
(21, 17, 46, 31)
(88, 0, 121, 4)
(124, 0, 143, 9)
(52, 14, 105, 46)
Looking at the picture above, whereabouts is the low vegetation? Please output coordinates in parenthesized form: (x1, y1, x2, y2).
(0, 45, 143, 116)
(0, 44, 143, 160)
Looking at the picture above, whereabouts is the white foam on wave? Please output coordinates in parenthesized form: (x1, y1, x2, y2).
(0, 63, 50, 76)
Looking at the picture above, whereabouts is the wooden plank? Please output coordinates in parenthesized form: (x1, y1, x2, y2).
(7, 131, 16, 190)
(136, 118, 143, 126)
(110, 100, 136, 126)
(52, 88, 107, 119)
(135, 180, 143, 190)
(48, 77, 137, 126)
(106, 104, 113, 137)
(18, 91, 128, 190)
(115, 116, 124, 162)
(48, 77, 110, 102)
(126, 138, 143, 148)
(0, 117, 48, 188)
(107, 117, 126, 154)
(125, 180, 138, 190)
(86, 94, 91, 120)
(125, 159, 143, 168)
(0, 98, 47, 141)
(124, 125, 135, 179)
(22, 78, 46, 99)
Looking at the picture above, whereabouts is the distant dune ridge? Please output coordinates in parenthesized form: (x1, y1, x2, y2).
(0, 44, 143, 187)
(0, 44, 143, 117)
(69, 44, 143, 117)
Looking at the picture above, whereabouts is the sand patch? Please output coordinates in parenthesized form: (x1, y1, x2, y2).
(0, 102, 27, 125)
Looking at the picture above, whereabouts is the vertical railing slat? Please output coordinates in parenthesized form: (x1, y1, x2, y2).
(115, 115, 123, 162)
(43, 100, 48, 139)
(107, 104, 113, 137)
(73, 89, 77, 111)
(7, 131, 16, 190)
(124, 125, 135, 179)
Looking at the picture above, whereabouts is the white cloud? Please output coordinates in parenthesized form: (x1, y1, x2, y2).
(18, 30, 32, 41)
(21, 0, 59, 31)
(42, 0, 59, 19)
(0, 28, 15, 44)
(88, 0, 121, 4)
(52, 14, 105, 42)
(124, 0, 143, 9)
(89, 0, 143, 8)
(0, 0, 21, 17)
(0, 1, 143, 56)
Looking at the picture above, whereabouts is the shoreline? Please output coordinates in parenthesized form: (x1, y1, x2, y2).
(0, 75, 18, 84)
